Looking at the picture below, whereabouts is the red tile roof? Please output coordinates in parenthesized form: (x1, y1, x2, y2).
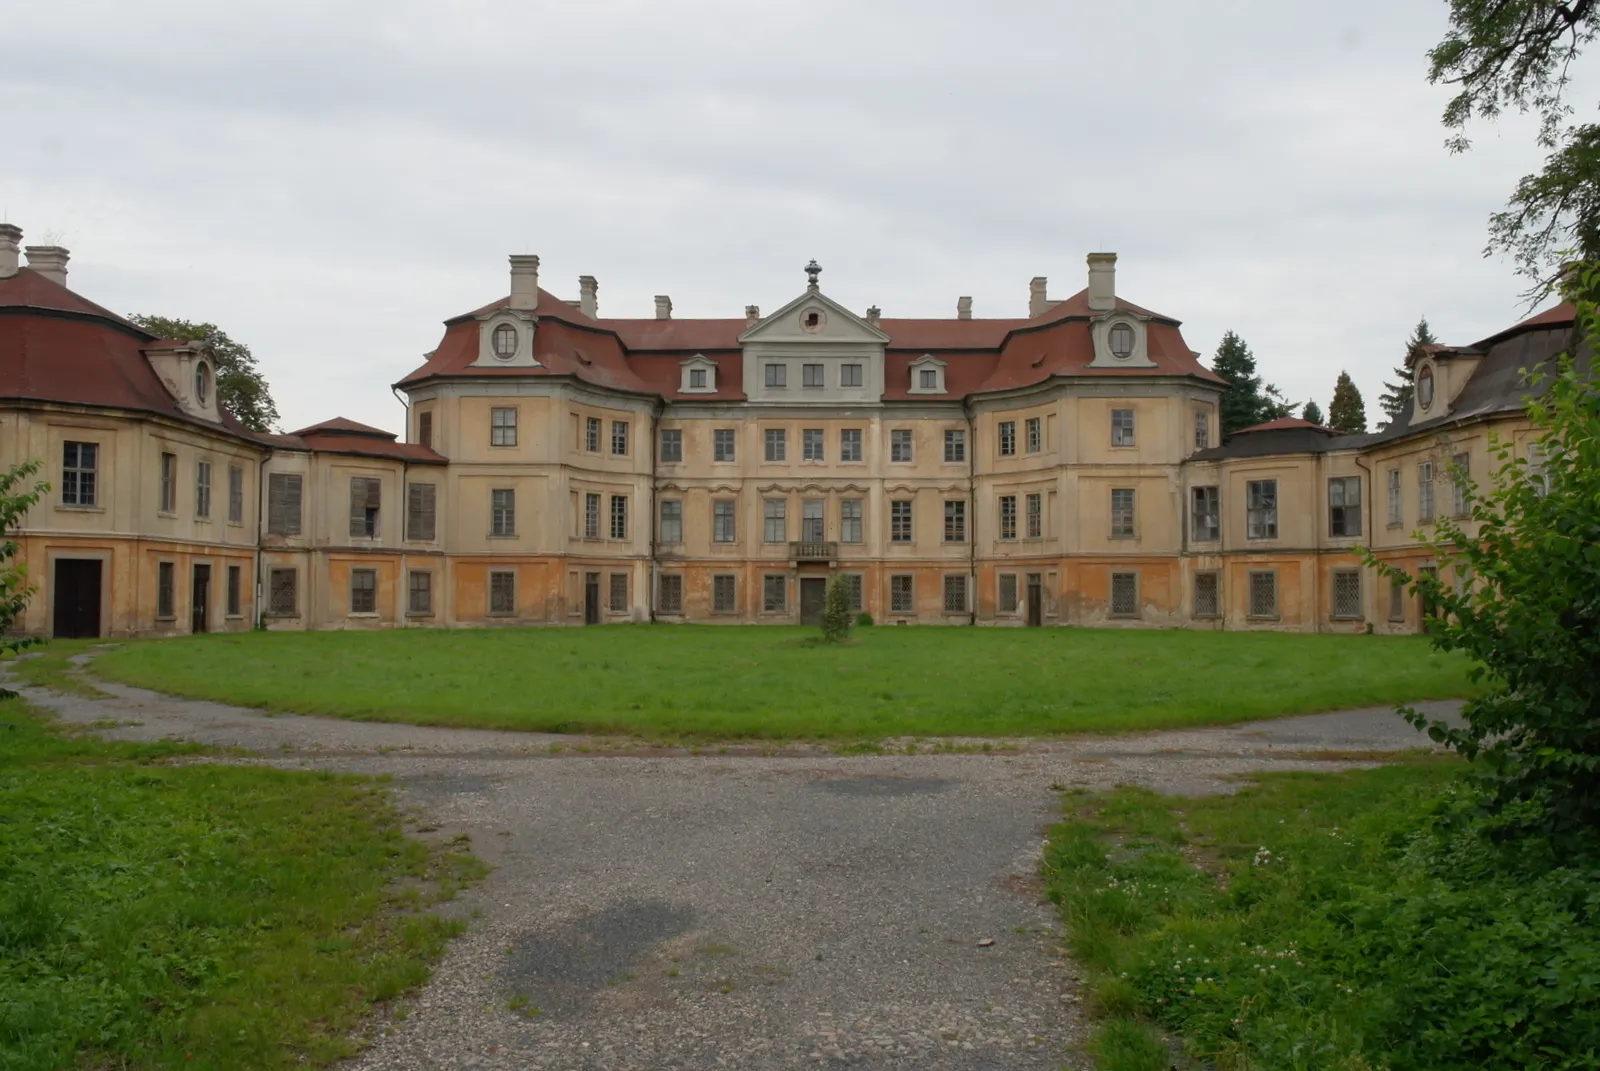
(268, 417, 446, 464)
(1232, 416, 1335, 435)
(289, 416, 396, 438)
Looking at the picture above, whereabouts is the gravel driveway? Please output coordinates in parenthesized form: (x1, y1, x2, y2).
(18, 664, 1457, 1071)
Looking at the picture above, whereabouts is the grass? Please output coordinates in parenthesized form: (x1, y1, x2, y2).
(79, 626, 1473, 739)
(1043, 759, 1600, 1070)
(0, 695, 485, 1070)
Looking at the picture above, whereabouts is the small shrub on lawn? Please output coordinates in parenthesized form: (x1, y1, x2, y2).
(856, 611, 874, 627)
(821, 575, 854, 643)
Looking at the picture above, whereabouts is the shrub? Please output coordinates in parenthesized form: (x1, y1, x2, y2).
(855, 611, 874, 628)
(0, 460, 47, 678)
(820, 576, 854, 643)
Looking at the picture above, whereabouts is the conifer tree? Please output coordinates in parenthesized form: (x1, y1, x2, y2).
(1210, 331, 1293, 437)
(1328, 370, 1368, 434)
(1380, 317, 1436, 427)
(1302, 400, 1324, 425)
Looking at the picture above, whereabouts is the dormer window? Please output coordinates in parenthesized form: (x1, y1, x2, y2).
(1109, 322, 1135, 359)
(194, 361, 210, 404)
(1417, 364, 1435, 411)
(689, 368, 707, 389)
(907, 355, 946, 394)
(492, 323, 518, 359)
(680, 354, 718, 393)
(919, 368, 938, 390)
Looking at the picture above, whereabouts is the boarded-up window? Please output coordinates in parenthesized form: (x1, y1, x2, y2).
(1389, 575, 1406, 621)
(417, 410, 433, 448)
(890, 574, 914, 614)
(658, 574, 683, 613)
(160, 452, 177, 513)
(762, 574, 786, 612)
(1451, 452, 1471, 516)
(228, 464, 244, 524)
(999, 573, 1018, 613)
(1110, 572, 1138, 617)
(409, 570, 432, 615)
(407, 482, 437, 541)
(350, 568, 377, 614)
(713, 574, 737, 613)
(489, 571, 516, 615)
(943, 574, 968, 613)
(269, 568, 297, 615)
(1249, 570, 1278, 618)
(839, 573, 863, 612)
(1193, 572, 1219, 617)
(267, 473, 302, 536)
(609, 572, 628, 612)
(350, 477, 381, 538)
(1332, 569, 1362, 619)
(195, 460, 212, 519)
(157, 561, 175, 618)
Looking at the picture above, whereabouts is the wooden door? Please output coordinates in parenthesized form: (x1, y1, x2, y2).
(1026, 574, 1043, 627)
(52, 559, 101, 639)
(191, 564, 211, 634)
(584, 573, 600, 625)
(800, 577, 827, 626)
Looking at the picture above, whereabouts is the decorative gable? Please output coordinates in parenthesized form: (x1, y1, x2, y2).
(907, 354, 947, 395)
(144, 340, 222, 423)
(472, 308, 539, 368)
(739, 268, 889, 405)
(737, 288, 892, 346)
(679, 354, 717, 394)
(1088, 310, 1157, 369)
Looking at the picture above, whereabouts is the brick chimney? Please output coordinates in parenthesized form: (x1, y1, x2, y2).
(745, 304, 760, 324)
(1087, 253, 1116, 312)
(578, 275, 598, 317)
(25, 245, 70, 287)
(654, 295, 672, 320)
(865, 305, 881, 327)
(509, 254, 540, 311)
(1029, 276, 1050, 317)
(0, 225, 20, 278)
(956, 296, 972, 320)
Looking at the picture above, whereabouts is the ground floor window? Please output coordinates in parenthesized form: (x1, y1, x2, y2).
(1248, 570, 1278, 619)
(942, 574, 968, 613)
(350, 568, 377, 614)
(157, 561, 175, 619)
(489, 570, 516, 615)
(658, 574, 683, 614)
(226, 564, 241, 617)
(409, 570, 433, 615)
(609, 572, 629, 613)
(269, 568, 297, 616)
(1193, 571, 1219, 618)
(837, 572, 863, 612)
(1389, 575, 1405, 621)
(890, 574, 914, 614)
(1332, 569, 1362, 619)
(713, 574, 737, 614)
(762, 574, 787, 613)
(998, 573, 1018, 613)
(1110, 572, 1138, 617)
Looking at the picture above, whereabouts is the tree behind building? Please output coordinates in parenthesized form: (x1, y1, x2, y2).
(127, 315, 280, 433)
(1301, 399, 1324, 425)
(1380, 317, 1435, 428)
(1211, 331, 1292, 437)
(1328, 371, 1367, 434)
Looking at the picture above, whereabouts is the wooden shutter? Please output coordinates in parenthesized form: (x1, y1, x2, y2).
(350, 477, 380, 537)
(407, 482, 436, 542)
(268, 473, 302, 536)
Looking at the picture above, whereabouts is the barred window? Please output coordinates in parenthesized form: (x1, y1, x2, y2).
(1329, 476, 1362, 537)
(491, 488, 515, 536)
(840, 429, 862, 462)
(999, 495, 1017, 540)
(1246, 479, 1277, 539)
(803, 428, 824, 461)
(1026, 493, 1043, 539)
(584, 493, 601, 539)
(195, 459, 212, 519)
(609, 572, 628, 612)
(999, 573, 1018, 613)
(1249, 570, 1278, 618)
(841, 363, 862, 387)
(157, 561, 175, 618)
(1451, 452, 1471, 516)
(491, 407, 518, 447)
(1026, 417, 1042, 453)
(803, 363, 825, 388)
(349, 476, 381, 538)
(228, 464, 244, 524)
(840, 498, 863, 543)
(1418, 461, 1436, 523)
(943, 500, 966, 543)
(763, 499, 787, 543)
(611, 421, 628, 456)
(1110, 572, 1138, 617)
(660, 428, 682, 463)
(409, 570, 433, 615)
(890, 574, 914, 614)
(350, 568, 377, 614)
(890, 500, 912, 543)
(838, 573, 863, 612)
(1111, 488, 1136, 539)
(609, 495, 628, 540)
(407, 482, 437, 541)
(713, 500, 736, 543)
(713, 574, 737, 613)
(764, 428, 786, 462)
(1193, 571, 1220, 618)
(943, 574, 968, 613)
(1389, 575, 1406, 621)
(269, 568, 297, 615)
(1387, 467, 1402, 527)
(658, 574, 683, 614)
(1191, 486, 1220, 541)
(659, 499, 683, 543)
(585, 417, 601, 452)
(762, 574, 787, 613)
(62, 441, 97, 506)
(1194, 410, 1210, 451)
(714, 428, 736, 462)
(890, 429, 913, 462)
(944, 429, 965, 462)
(765, 363, 787, 388)
(1111, 409, 1135, 447)
(489, 571, 516, 614)
(160, 452, 177, 513)
(1332, 569, 1362, 619)
(998, 421, 1016, 457)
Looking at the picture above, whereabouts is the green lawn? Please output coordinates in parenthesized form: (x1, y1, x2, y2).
(81, 625, 1473, 739)
(0, 697, 483, 1071)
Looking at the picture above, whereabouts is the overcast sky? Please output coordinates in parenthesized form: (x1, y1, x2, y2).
(3, 0, 1572, 434)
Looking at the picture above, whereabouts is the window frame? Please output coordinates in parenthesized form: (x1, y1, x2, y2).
(349, 567, 378, 615)
(840, 498, 863, 543)
(267, 473, 302, 536)
(1109, 571, 1139, 618)
(488, 570, 517, 616)
(1025, 417, 1042, 454)
(227, 464, 244, 525)
(998, 495, 1017, 541)
(764, 427, 787, 462)
(660, 428, 683, 463)
(408, 569, 433, 616)
(406, 481, 437, 542)
(1194, 409, 1210, 451)
(1026, 492, 1043, 539)
(583, 492, 601, 540)
(943, 428, 966, 463)
(1248, 569, 1279, 620)
(268, 567, 298, 616)
(712, 573, 737, 613)
(490, 406, 519, 447)
(61, 441, 98, 507)
(1111, 408, 1135, 447)
(1190, 485, 1220, 542)
(609, 572, 629, 613)
(889, 574, 914, 615)
(840, 428, 862, 463)
(157, 560, 176, 620)
(712, 499, 736, 544)
(802, 363, 825, 389)
(490, 487, 516, 537)
(763, 498, 787, 544)
(159, 451, 177, 514)
(658, 498, 683, 544)
(943, 500, 966, 543)
(764, 363, 787, 389)
(890, 429, 913, 463)
(1418, 461, 1436, 523)
(890, 499, 913, 543)
(1451, 452, 1471, 517)
(1386, 467, 1403, 528)
(585, 416, 601, 453)
(195, 459, 212, 519)
(942, 573, 968, 614)
(1328, 475, 1362, 538)
(998, 573, 1019, 614)
(801, 499, 824, 543)
(349, 476, 381, 539)
(998, 421, 1016, 458)
(840, 363, 862, 388)
(609, 495, 628, 540)
(713, 428, 736, 462)
(802, 428, 825, 461)
(761, 573, 788, 614)
(611, 420, 629, 457)
(1246, 479, 1278, 540)
(658, 573, 684, 614)
(1331, 569, 1362, 620)
(226, 564, 242, 618)
(1110, 487, 1136, 539)
(1193, 571, 1220, 618)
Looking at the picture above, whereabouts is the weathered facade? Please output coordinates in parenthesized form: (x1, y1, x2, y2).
(0, 225, 1570, 637)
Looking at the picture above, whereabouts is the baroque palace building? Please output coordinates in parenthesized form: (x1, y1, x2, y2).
(0, 223, 1571, 638)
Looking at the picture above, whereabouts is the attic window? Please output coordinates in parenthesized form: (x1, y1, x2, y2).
(1109, 322, 1135, 359)
(1417, 364, 1435, 411)
(492, 323, 518, 359)
(194, 361, 210, 404)
(689, 368, 707, 389)
(800, 308, 826, 333)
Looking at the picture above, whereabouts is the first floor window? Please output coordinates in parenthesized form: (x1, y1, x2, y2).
(585, 416, 601, 452)
(765, 428, 787, 462)
(1389, 575, 1406, 621)
(195, 459, 212, 518)
(1246, 479, 1277, 539)
(609, 572, 628, 612)
(491, 488, 516, 536)
(713, 500, 736, 543)
(660, 428, 682, 463)
(943, 574, 968, 613)
(1387, 467, 1403, 526)
(1249, 570, 1278, 618)
(998, 421, 1016, 457)
(659, 574, 683, 613)
(801, 500, 824, 542)
(840, 428, 862, 462)
(765, 363, 787, 389)
(350, 476, 381, 538)
(890, 429, 912, 462)
(1026, 417, 1042, 453)
(999, 573, 1018, 613)
(407, 482, 437, 542)
(1193, 571, 1220, 618)
(350, 568, 377, 614)
(838, 573, 863, 612)
(228, 465, 244, 524)
(491, 406, 518, 447)
(583, 492, 601, 538)
(890, 500, 912, 542)
(1111, 409, 1135, 447)
(999, 495, 1017, 540)
(1418, 461, 1436, 523)
(762, 574, 787, 613)
(841, 363, 862, 387)
(1111, 488, 1136, 539)
(763, 499, 787, 543)
(659, 499, 683, 543)
(943, 500, 966, 543)
(1026, 493, 1043, 539)
(1451, 452, 1471, 516)
(409, 570, 433, 615)
(803, 363, 825, 388)
(157, 561, 175, 618)
(160, 452, 177, 513)
(1194, 409, 1210, 451)
(268, 473, 302, 535)
(269, 568, 297, 615)
(714, 428, 736, 462)
(490, 571, 516, 614)
(890, 574, 914, 614)
(1110, 572, 1138, 617)
(1329, 476, 1362, 537)
(944, 429, 966, 462)
(803, 428, 824, 461)
(610, 495, 628, 540)
(1191, 486, 1220, 542)
(841, 498, 863, 543)
(1332, 569, 1362, 619)
(62, 441, 98, 506)
(611, 420, 629, 456)
(226, 564, 242, 616)
(713, 574, 737, 613)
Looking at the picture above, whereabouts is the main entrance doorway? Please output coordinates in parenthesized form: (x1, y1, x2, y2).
(52, 558, 102, 638)
(584, 572, 601, 625)
(1026, 574, 1043, 627)
(191, 564, 211, 634)
(800, 577, 827, 626)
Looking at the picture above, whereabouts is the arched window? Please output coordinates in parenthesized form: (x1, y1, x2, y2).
(1108, 322, 1135, 358)
(492, 323, 518, 359)
(195, 361, 210, 403)
(1417, 365, 1435, 411)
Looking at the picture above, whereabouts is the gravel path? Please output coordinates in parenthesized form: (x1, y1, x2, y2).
(17, 661, 1458, 1070)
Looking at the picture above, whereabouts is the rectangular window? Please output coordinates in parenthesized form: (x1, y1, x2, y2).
(890, 499, 912, 543)
(659, 499, 683, 543)
(713, 574, 737, 613)
(659, 574, 683, 614)
(269, 568, 297, 615)
(763, 499, 787, 543)
(62, 441, 97, 506)
(1329, 476, 1362, 537)
(1026, 492, 1043, 539)
(944, 429, 965, 463)
(713, 428, 736, 462)
(841, 364, 862, 387)
(1191, 486, 1220, 541)
(489, 571, 516, 615)
(1332, 569, 1362, 619)
(491, 407, 518, 447)
(1246, 479, 1278, 539)
(1418, 461, 1436, 523)
(1451, 452, 1471, 516)
(611, 421, 629, 456)
(1026, 417, 1042, 453)
(157, 561, 175, 618)
(349, 476, 380, 538)
(764, 428, 787, 462)
(999, 495, 1017, 540)
(890, 429, 913, 462)
(713, 500, 736, 543)
(1111, 408, 1135, 447)
(585, 416, 601, 452)
(1193, 571, 1220, 618)
(688, 367, 707, 389)
(1111, 488, 1136, 539)
(350, 568, 377, 614)
(802, 499, 824, 542)
(998, 421, 1016, 457)
(1389, 575, 1406, 621)
(609, 495, 628, 540)
(409, 570, 433, 615)
(916, 368, 936, 390)
(609, 572, 628, 612)
(406, 482, 437, 541)
(840, 498, 863, 543)
(890, 574, 914, 614)
(1249, 570, 1278, 618)
(943, 574, 968, 613)
(762, 574, 787, 613)
(268, 473, 302, 536)
(840, 428, 862, 462)
(803, 363, 825, 388)
(1110, 572, 1138, 617)
(839, 573, 863, 612)
(802, 428, 824, 461)
(999, 573, 1018, 613)
(660, 428, 682, 463)
(1387, 468, 1402, 527)
(160, 452, 177, 513)
(491, 488, 516, 536)
(1194, 410, 1209, 451)
(765, 363, 787, 389)
(195, 460, 212, 519)
(228, 464, 243, 524)
(226, 564, 242, 617)
(417, 410, 433, 448)
(584, 493, 601, 539)
(944, 500, 966, 543)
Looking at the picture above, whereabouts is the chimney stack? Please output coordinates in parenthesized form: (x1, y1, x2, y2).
(1028, 276, 1050, 318)
(1086, 252, 1116, 312)
(865, 305, 881, 326)
(578, 275, 598, 317)
(745, 304, 760, 324)
(25, 245, 70, 288)
(654, 295, 673, 320)
(956, 296, 972, 320)
(0, 225, 20, 278)
(509, 254, 540, 311)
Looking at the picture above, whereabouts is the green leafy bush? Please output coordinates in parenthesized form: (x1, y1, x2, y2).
(821, 575, 854, 643)
(855, 611, 874, 628)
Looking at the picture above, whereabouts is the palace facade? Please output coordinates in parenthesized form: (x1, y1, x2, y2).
(0, 223, 1569, 638)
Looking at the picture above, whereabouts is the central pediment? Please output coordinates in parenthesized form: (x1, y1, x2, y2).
(738, 288, 891, 345)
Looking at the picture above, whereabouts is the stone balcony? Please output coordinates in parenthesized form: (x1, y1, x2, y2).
(789, 540, 838, 562)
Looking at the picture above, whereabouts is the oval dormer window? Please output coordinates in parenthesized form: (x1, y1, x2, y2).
(1417, 364, 1435, 411)
(1109, 322, 1135, 359)
(195, 361, 210, 404)
(492, 323, 518, 359)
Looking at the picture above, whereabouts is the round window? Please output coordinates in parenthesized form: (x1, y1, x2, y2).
(194, 361, 210, 403)
(1108, 322, 1135, 358)
(1417, 365, 1435, 411)
(799, 308, 826, 334)
(492, 323, 518, 359)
